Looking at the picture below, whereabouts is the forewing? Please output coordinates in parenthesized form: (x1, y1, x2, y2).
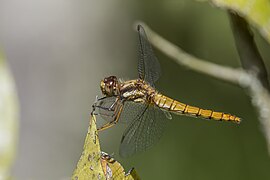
(119, 104, 169, 157)
(137, 25, 161, 86)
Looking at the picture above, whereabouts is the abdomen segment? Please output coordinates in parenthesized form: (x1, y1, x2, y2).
(153, 93, 241, 124)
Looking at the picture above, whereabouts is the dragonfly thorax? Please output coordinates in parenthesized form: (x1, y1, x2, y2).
(119, 79, 156, 104)
(100, 76, 120, 96)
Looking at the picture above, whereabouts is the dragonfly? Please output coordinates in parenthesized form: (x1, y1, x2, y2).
(94, 25, 241, 158)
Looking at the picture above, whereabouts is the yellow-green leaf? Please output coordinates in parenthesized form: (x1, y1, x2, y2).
(100, 152, 140, 180)
(203, 0, 270, 43)
(72, 114, 106, 180)
(72, 114, 140, 180)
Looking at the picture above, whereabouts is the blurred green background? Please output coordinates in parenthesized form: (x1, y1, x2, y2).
(1, 0, 270, 179)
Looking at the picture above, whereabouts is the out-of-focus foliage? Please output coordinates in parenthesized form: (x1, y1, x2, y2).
(72, 114, 140, 180)
(0, 52, 19, 179)
(204, 0, 270, 43)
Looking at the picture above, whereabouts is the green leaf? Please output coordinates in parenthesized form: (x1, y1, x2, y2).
(100, 152, 140, 180)
(203, 0, 270, 43)
(72, 114, 106, 180)
(72, 114, 140, 180)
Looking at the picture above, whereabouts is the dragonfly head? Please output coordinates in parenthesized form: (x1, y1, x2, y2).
(100, 76, 119, 96)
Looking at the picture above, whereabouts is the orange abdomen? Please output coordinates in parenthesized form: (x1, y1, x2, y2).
(152, 93, 241, 124)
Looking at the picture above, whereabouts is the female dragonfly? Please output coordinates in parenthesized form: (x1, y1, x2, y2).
(94, 25, 241, 157)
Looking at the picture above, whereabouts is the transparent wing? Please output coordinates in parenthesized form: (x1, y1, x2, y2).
(120, 101, 172, 122)
(118, 101, 148, 124)
(137, 25, 161, 86)
(119, 104, 170, 157)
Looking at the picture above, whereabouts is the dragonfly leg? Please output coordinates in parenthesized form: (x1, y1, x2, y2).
(97, 96, 107, 101)
(93, 96, 118, 112)
(92, 104, 112, 116)
(98, 103, 123, 132)
(97, 121, 116, 131)
(95, 105, 114, 111)
(91, 96, 107, 115)
(108, 98, 118, 111)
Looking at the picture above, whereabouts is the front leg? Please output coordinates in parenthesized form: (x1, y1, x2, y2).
(92, 96, 123, 131)
(94, 97, 118, 112)
(98, 102, 123, 132)
(91, 95, 108, 115)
